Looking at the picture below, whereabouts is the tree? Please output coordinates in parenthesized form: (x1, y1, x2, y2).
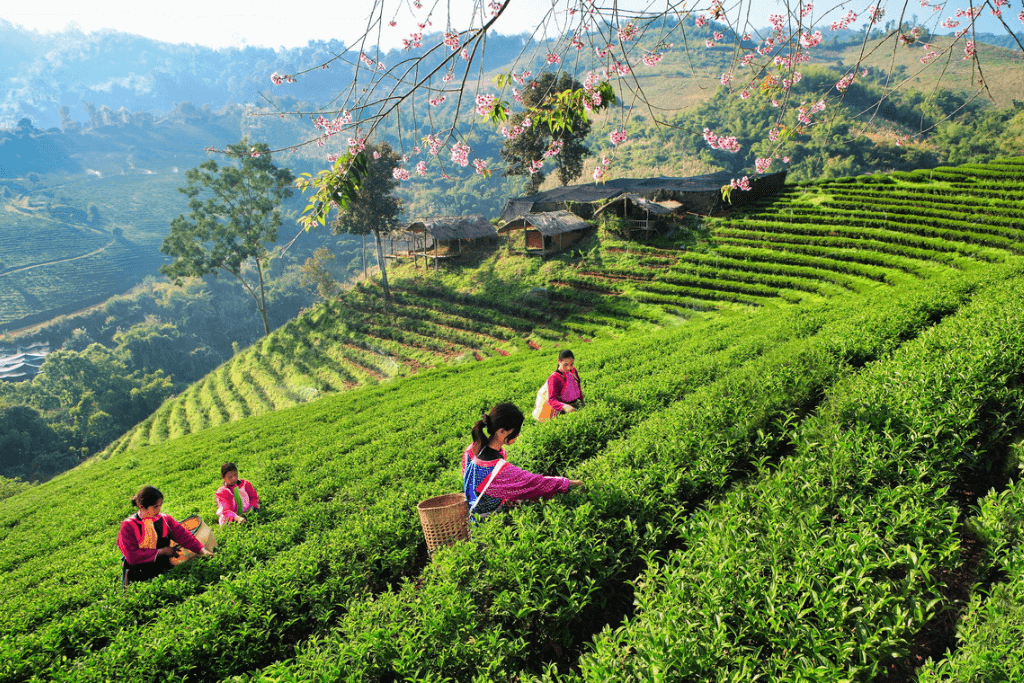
(298, 142, 402, 302)
(300, 247, 342, 301)
(161, 139, 294, 336)
(500, 72, 595, 194)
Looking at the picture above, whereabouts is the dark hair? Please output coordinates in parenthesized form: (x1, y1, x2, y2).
(131, 486, 163, 510)
(221, 462, 238, 477)
(471, 403, 524, 453)
(556, 349, 575, 371)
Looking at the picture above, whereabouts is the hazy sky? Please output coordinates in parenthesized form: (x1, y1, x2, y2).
(1, 1, 1011, 50)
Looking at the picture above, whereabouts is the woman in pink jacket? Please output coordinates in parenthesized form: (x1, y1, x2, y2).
(462, 403, 583, 521)
(215, 462, 260, 526)
(117, 486, 213, 587)
(547, 349, 585, 417)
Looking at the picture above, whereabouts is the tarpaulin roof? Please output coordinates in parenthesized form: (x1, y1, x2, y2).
(497, 210, 589, 236)
(500, 170, 787, 222)
(405, 214, 496, 241)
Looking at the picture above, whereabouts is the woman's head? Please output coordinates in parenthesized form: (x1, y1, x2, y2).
(557, 349, 575, 373)
(472, 402, 525, 452)
(221, 462, 239, 485)
(131, 486, 163, 518)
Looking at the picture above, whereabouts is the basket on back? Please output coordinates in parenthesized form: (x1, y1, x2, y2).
(417, 493, 470, 554)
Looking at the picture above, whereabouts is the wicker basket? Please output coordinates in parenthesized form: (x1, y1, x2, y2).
(417, 493, 470, 554)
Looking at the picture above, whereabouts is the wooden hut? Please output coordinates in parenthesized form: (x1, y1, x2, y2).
(592, 193, 675, 240)
(387, 214, 497, 270)
(497, 211, 590, 257)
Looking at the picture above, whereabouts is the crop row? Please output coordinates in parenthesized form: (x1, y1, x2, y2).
(816, 187, 1024, 222)
(659, 260, 855, 296)
(573, 263, 1024, 682)
(232, 261, 1011, 682)
(3, 264, 971, 680)
(713, 226, 968, 267)
(700, 243, 902, 284)
(779, 203, 1024, 247)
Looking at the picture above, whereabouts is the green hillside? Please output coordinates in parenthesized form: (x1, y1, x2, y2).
(2, 157, 1024, 681)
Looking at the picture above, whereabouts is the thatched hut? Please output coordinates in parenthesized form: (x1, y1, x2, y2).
(592, 193, 675, 240)
(497, 211, 590, 256)
(387, 214, 497, 270)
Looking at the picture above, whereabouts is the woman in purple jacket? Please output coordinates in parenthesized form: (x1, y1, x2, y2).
(547, 349, 585, 417)
(462, 403, 583, 521)
(117, 486, 213, 587)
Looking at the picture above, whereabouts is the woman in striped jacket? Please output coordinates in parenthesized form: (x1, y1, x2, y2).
(462, 403, 583, 521)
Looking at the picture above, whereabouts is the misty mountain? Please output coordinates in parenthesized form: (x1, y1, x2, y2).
(0, 20, 530, 131)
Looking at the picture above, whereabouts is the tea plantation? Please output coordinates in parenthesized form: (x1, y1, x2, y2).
(2, 157, 1024, 681)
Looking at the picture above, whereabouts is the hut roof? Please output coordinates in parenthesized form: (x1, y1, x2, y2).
(498, 210, 589, 236)
(592, 193, 675, 217)
(500, 170, 787, 221)
(405, 214, 496, 241)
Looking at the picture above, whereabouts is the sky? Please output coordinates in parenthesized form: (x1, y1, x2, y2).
(1, 0, 1014, 51)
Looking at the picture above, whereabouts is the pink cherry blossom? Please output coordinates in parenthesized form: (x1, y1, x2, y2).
(475, 94, 496, 116)
(451, 141, 470, 167)
(546, 53, 561, 64)
(730, 176, 751, 191)
(702, 128, 741, 153)
(609, 130, 627, 145)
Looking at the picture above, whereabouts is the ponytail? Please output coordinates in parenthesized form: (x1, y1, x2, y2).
(471, 403, 524, 453)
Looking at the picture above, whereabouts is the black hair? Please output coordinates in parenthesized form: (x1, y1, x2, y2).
(471, 403, 524, 454)
(556, 349, 575, 371)
(221, 462, 238, 478)
(131, 486, 163, 510)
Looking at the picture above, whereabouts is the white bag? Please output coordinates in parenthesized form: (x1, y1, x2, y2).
(532, 381, 553, 421)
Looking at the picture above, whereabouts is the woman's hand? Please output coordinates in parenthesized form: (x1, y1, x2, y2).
(235, 515, 246, 523)
(568, 479, 584, 490)
(562, 404, 576, 413)
(156, 547, 178, 558)
(199, 547, 215, 558)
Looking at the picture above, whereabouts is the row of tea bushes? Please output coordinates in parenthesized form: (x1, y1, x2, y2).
(917, 447, 1024, 682)
(227, 265, 1013, 682)
(571, 263, 1024, 682)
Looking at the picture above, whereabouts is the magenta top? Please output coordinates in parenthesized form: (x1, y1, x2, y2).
(547, 367, 583, 415)
(117, 513, 204, 566)
(215, 479, 260, 526)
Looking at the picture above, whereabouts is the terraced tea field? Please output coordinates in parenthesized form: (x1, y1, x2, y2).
(2, 156, 1024, 682)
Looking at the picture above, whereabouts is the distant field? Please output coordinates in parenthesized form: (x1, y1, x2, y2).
(0, 173, 186, 328)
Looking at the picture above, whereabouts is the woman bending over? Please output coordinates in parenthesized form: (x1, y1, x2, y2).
(462, 403, 583, 521)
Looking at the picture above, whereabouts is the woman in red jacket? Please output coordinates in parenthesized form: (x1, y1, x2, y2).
(547, 349, 585, 417)
(117, 485, 213, 587)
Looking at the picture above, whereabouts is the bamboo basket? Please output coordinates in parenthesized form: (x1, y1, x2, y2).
(417, 493, 470, 553)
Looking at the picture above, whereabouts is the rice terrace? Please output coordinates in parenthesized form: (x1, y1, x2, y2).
(0, 154, 1022, 681)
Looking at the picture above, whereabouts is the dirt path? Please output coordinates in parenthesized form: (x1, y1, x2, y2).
(0, 239, 115, 278)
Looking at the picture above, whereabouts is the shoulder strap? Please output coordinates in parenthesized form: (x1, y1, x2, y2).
(469, 459, 508, 514)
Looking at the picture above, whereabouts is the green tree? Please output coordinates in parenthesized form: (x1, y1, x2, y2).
(300, 247, 342, 301)
(327, 142, 402, 301)
(499, 72, 595, 194)
(160, 139, 294, 336)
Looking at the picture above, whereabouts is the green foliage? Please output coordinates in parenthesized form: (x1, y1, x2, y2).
(161, 139, 295, 336)
(499, 73, 609, 194)
(4, 158, 1024, 682)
